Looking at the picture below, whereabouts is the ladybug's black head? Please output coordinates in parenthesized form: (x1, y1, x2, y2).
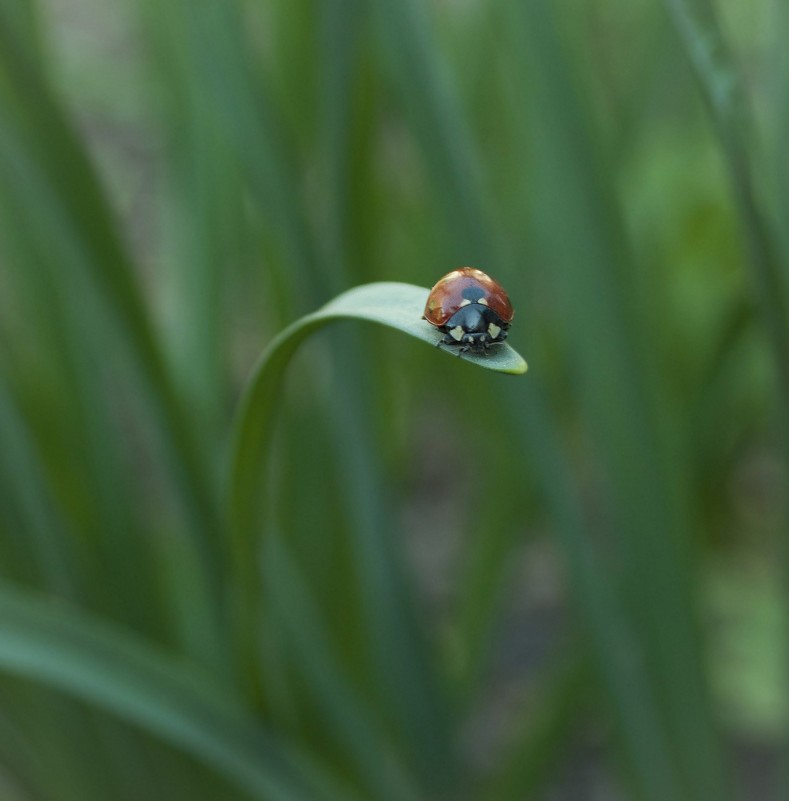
(442, 303, 508, 351)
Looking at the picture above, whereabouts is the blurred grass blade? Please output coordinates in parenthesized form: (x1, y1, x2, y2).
(450, 484, 534, 700)
(0, 377, 74, 594)
(326, 376, 457, 790)
(370, 0, 493, 260)
(144, 16, 244, 447)
(0, 706, 41, 801)
(659, 6, 789, 796)
(479, 648, 590, 801)
(361, 0, 713, 795)
(0, 8, 225, 649)
(661, 0, 789, 405)
(507, 384, 684, 801)
(314, 7, 464, 781)
(0, 0, 37, 50)
(0, 584, 357, 801)
(507, 2, 731, 797)
(318, 0, 365, 278)
(264, 534, 421, 801)
(0, 192, 165, 634)
(142, 0, 321, 309)
(770, 0, 789, 243)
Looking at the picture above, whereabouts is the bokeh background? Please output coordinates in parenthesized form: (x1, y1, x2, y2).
(0, 0, 787, 799)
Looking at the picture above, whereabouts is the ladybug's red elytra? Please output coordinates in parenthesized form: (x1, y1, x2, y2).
(423, 267, 514, 354)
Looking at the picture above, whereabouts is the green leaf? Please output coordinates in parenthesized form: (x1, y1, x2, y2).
(0, 583, 358, 801)
(226, 281, 526, 687)
(228, 281, 526, 529)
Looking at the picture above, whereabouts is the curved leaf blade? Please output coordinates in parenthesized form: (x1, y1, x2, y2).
(226, 281, 526, 693)
(320, 283, 527, 374)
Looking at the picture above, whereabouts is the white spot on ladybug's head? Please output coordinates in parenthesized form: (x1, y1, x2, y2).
(459, 298, 471, 307)
(450, 325, 464, 341)
(478, 297, 489, 306)
(488, 322, 501, 339)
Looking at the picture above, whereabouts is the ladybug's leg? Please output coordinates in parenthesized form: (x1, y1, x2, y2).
(436, 332, 458, 351)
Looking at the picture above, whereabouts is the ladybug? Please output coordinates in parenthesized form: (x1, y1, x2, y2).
(423, 267, 514, 354)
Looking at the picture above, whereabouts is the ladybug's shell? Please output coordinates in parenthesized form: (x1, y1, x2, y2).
(423, 268, 514, 327)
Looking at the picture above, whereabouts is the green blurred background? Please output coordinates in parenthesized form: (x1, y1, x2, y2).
(0, 0, 787, 799)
